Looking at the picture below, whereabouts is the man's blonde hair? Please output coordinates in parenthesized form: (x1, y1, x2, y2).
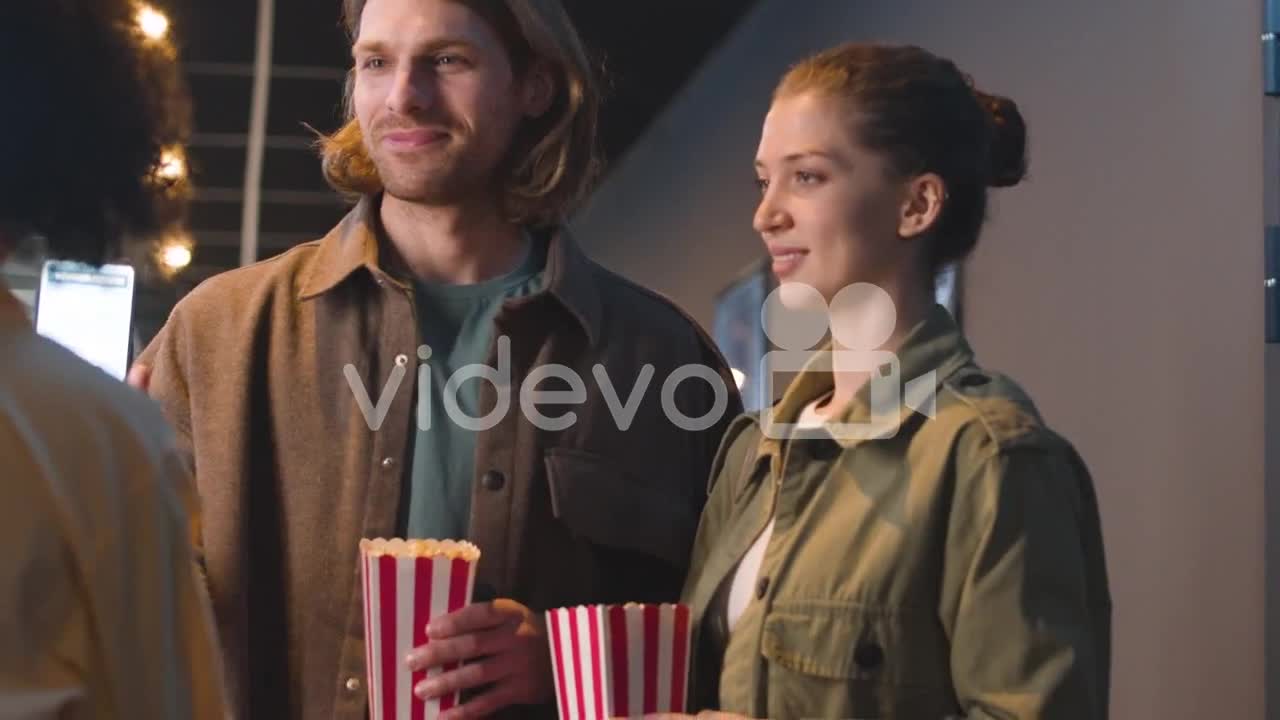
(318, 0, 600, 229)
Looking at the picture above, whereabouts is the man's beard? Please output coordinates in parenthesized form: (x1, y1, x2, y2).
(370, 144, 480, 205)
(361, 115, 472, 204)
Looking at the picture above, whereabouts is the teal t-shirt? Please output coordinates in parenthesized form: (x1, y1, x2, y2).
(398, 237, 546, 540)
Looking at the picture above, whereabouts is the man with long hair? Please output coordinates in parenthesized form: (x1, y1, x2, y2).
(0, 1, 226, 717)
(132, 0, 738, 717)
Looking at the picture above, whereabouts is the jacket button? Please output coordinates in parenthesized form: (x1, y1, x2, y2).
(345, 676, 361, 692)
(755, 576, 770, 600)
(482, 470, 506, 492)
(854, 641, 884, 671)
(381, 457, 396, 470)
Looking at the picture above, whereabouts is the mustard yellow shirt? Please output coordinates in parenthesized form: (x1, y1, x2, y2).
(0, 286, 228, 719)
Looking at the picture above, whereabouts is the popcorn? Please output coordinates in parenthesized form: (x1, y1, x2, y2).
(360, 538, 481, 719)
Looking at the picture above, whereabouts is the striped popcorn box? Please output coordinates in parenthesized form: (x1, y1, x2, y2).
(360, 538, 480, 720)
(546, 604, 692, 720)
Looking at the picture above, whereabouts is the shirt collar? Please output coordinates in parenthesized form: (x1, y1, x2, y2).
(297, 195, 602, 347)
(297, 196, 389, 299)
(755, 303, 975, 464)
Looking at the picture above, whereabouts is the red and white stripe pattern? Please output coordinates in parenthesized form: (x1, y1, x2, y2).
(546, 604, 691, 720)
(360, 549, 478, 720)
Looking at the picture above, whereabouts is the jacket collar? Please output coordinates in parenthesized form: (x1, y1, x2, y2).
(297, 197, 383, 301)
(755, 303, 975, 466)
(297, 195, 602, 347)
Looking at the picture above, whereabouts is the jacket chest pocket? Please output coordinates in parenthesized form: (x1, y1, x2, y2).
(760, 601, 957, 720)
(543, 448, 699, 604)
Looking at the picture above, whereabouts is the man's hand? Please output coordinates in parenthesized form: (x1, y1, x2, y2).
(127, 363, 151, 393)
(406, 598, 552, 720)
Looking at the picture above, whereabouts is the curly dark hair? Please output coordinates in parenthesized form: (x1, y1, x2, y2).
(0, 0, 191, 265)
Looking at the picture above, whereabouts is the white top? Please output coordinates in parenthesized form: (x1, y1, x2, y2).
(0, 286, 228, 719)
(724, 399, 829, 631)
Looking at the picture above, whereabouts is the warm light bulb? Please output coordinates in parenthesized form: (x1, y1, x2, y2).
(156, 232, 194, 274)
(155, 147, 186, 183)
(161, 243, 192, 270)
(136, 4, 170, 40)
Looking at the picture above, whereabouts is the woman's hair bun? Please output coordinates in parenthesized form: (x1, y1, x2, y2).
(975, 90, 1028, 188)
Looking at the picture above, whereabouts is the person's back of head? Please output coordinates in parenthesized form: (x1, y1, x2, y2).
(0, 0, 191, 264)
(0, 6, 231, 719)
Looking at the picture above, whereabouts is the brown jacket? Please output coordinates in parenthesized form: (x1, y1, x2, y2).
(139, 198, 740, 719)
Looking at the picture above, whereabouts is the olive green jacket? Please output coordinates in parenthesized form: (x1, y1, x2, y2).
(681, 305, 1111, 719)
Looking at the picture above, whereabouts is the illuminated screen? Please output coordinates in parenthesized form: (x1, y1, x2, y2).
(35, 261, 135, 380)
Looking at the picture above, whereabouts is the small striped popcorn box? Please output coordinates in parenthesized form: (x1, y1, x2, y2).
(546, 604, 692, 720)
(360, 538, 480, 720)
